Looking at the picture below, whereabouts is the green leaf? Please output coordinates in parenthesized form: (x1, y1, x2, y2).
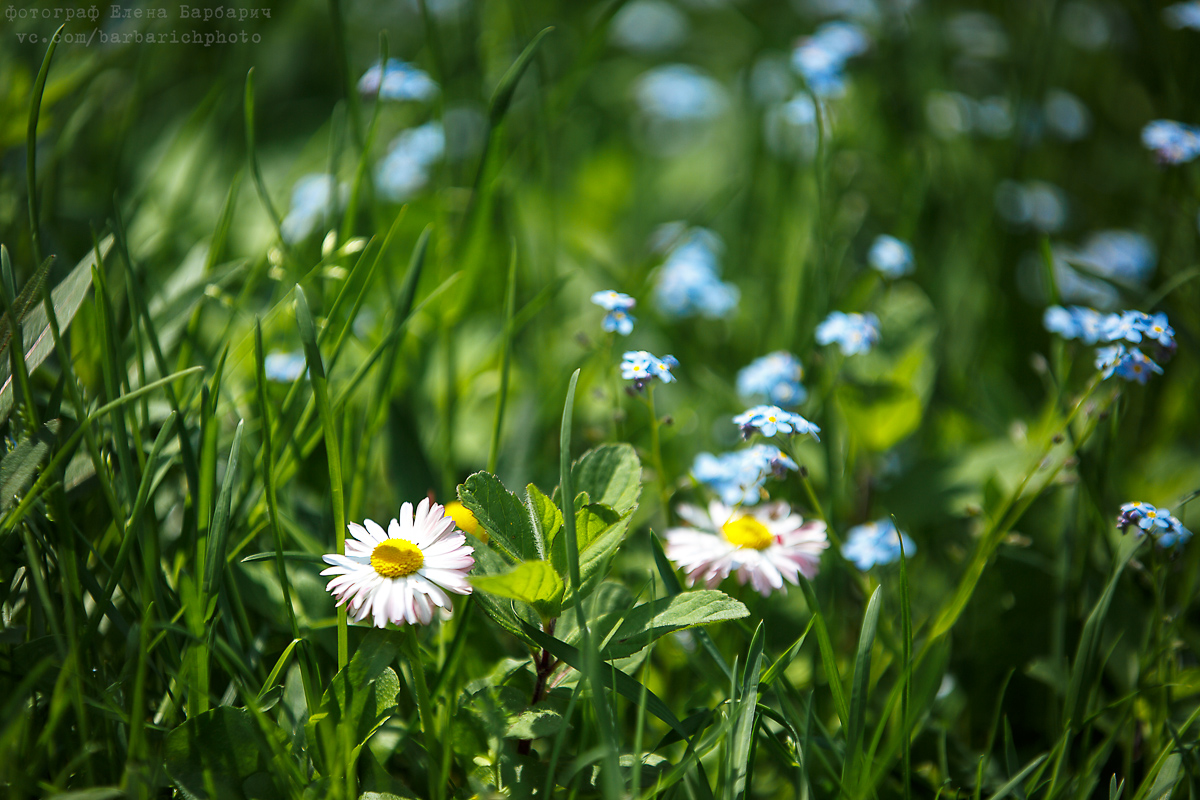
(165, 707, 274, 800)
(0, 419, 58, 511)
(1144, 754, 1182, 800)
(314, 630, 402, 764)
(471, 560, 564, 620)
(521, 621, 691, 741)
(571, 443, 642, 516)
(459, 472, 541, 562)
(525, 483, 563, 551)
(837, 379, 922, 453)
(0, 238, 109, 425)
(554, 505, 630, 606)
(464, 533, 541, 645)
(505, 708, 566, 739)
(843, 587, 883, 788)
(598, 590, 749, 660)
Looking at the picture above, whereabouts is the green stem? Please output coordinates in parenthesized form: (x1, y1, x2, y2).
(646, 384, 670, 525)
(404, 629, 443, 800)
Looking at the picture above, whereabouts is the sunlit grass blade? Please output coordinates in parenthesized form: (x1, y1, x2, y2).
(295, 286, 348, 672)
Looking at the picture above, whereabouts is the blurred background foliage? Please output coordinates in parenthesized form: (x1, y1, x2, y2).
(2, 0, 1200, 796)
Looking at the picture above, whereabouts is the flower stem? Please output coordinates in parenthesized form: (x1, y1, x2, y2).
(404, 628, 443, 800)
(646, 384, 670, 525)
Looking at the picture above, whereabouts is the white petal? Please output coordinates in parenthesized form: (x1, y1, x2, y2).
(364, 519, 389, 543)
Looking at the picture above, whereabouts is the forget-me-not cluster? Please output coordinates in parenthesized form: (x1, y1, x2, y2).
(691, 445, 798, 506)
(737, 351, 807, 406)
(652, 226, 740, 319)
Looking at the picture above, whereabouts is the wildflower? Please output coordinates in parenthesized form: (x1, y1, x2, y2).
(1076, 230, 1156, 283)
(1142, 120, 1200, 165)
(691, 445, 797, 506)
(610, 0, 689, 53)
(1117, 502, 1192, 549)
(737, 351, 807, 406)
(994, 181, 1067, 232)
(665, 501, 829, 596)
(842, 519, 915, 570)
(1164, 1, 1200, 29)
(376, 122, 445, 203)
(264, 351, 307, 382)
(1043, 89, 1092, 141)
(1042, 305, 1106, 344)
(591, 290, 637, 336)
(868, 235, 914, 278)
(791, 21, 869, 98)
(1141, 313, 1175, 347)
(653, 226, 740, 319)
(281, 174, 343, 244)
(634, 64, 728, 121)
(815, 311, 880, 355)
(320, 499, 475, 628)
(358, 59, 439, 102)
(1095, 344, 1163, 384)
(621, 350, 678, 389)
(1101, 310, 1148, 344)
(590, 290, 636, 311)
(445, 500, 485, 543)
(733, 405, 820, 441)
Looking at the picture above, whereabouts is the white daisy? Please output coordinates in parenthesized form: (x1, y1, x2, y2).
(320, 498, 475, 628)
(664, 501, 829, 596)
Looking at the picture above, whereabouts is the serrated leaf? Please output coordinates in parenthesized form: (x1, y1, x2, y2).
(459, 472, 541, 562)
(312, 630, 402, 769)
(464, 533, 541, 646)
(598, 590, 749, 660)
(165, 707, 272, 800)
(472, 560, 564, 620)
(571, 443, 642, 516)
(505, 708, 565, 739)
(525, 483, 562, 550)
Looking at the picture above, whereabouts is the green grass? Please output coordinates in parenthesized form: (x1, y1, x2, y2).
(1, 1, 1199, 798)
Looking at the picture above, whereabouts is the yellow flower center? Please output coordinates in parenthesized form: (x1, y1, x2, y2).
(370, 539, 424, 578)
(767, 415, 777, 423)
(721, 515, 774, 550)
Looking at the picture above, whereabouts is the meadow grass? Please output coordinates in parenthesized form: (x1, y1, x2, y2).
(0, 1, 1198, 798)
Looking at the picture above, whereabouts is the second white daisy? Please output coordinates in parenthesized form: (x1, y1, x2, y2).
(321, 498, 476, 628)
(664, 501, 829, 596)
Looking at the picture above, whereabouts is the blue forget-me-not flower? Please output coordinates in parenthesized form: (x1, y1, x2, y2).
(1118, 502, 1192, 549)
(358, 59, 439, 102)
(816, 311, 880, 355)
(591, 290, 637, 336)
(652, 225, 740, 319)
(737, 352, 807, 406)
(1142, 120, 1200, 165)
(376, 122, 445, 203)
(842, 519, 915, 570)
(733, 406, 820, 440)
(791, 21, 869, 98)
(691, 445, 798, 506)
(868, 235, 914, 278)
(622, 351, 678, 389)
(281, 174, 345, 244)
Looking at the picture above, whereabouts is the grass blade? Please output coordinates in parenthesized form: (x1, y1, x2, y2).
(295, 286, 348, 671)
(26, 25, 66, 264)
